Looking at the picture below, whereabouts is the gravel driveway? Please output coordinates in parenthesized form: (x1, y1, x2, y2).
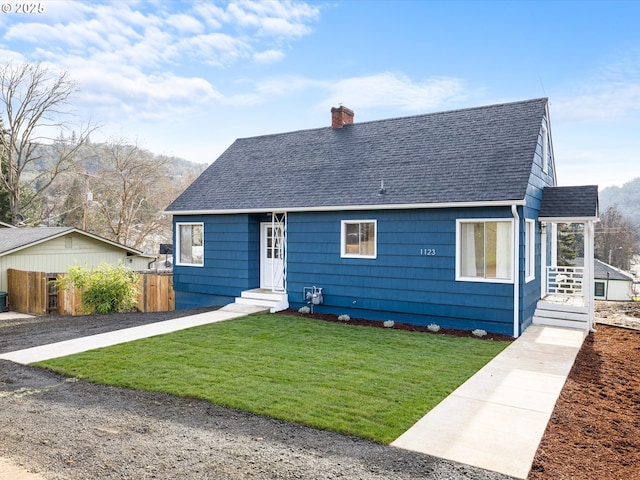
(0, 310, 514, 480)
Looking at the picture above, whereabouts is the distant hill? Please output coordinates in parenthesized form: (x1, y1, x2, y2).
(23, 141, 208, 186)
(599, 177, 640, 230)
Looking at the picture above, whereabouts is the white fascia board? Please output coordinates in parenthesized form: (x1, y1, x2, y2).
(166, 199, 526, 216)
(538, 216, 598, 223)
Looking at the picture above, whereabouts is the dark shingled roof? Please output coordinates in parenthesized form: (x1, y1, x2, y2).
(539, 185, 599, 220)
(576, 258, 634, 281)
(168, 98, 549, 213)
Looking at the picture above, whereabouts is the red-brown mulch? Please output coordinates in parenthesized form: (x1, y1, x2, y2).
(528, 324, 640, 480)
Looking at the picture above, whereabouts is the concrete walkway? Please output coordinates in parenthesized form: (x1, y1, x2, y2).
(392, 325, 588, 479)
(0, 303, 266, 365)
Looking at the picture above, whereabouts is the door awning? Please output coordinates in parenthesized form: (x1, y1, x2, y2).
(538, 185, 599, 222)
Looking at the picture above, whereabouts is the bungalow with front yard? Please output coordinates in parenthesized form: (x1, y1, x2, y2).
(166, 98, 599, 336)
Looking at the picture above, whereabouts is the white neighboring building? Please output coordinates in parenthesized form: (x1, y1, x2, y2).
(577, 257, 635, 301)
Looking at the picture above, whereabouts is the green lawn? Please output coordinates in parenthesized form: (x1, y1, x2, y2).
(35, 314, 510, 443)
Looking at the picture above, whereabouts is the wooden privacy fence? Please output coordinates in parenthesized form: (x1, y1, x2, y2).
(7, 269, 174, 316)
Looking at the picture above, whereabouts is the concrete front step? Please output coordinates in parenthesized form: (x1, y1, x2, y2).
(532, 300, 589, 329)
(532, 315, 589, 329)
(234, 289, 289, 313)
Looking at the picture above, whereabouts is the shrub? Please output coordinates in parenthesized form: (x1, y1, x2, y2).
(54, 263, 139, 314)
(338, 314, 350, 322)
(427, 323, 441, 332)
(472, 329, 487, 338)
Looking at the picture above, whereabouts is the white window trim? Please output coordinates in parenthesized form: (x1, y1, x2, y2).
(340, 219, 377, 259)
(455, 218, 514, 284)
(525, 219, 535, 282)
(541, 124, 549, 174)
(175, 222, 204, 267)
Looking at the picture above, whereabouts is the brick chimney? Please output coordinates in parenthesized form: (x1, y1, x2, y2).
(331, 106, 354, 128)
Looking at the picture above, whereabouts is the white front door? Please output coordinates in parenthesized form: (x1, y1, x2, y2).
(260, 222, 285, 291)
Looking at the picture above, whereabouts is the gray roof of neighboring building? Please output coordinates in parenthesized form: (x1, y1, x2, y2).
(575, 257, 634, 281)
(0, 227, 142, 256)
(168, 98, 550, 213)
(539, 185, 599, 220)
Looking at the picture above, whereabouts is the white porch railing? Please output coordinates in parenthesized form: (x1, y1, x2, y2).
(546, 266, 584, 296)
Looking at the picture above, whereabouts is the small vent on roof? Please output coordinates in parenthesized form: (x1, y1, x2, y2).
(379, 180, 386, 195)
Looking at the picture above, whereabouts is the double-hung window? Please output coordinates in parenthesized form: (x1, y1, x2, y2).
(176, 222, 204, 266)
(457, 219, 513, 282)
(341, 220, 377, 258)
(525, 219, 535, 282)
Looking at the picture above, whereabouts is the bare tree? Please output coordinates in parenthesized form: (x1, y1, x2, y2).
(0, 62, 96, 225)
(0, 118, 10, 223)
(595, 206, 639, 270)
(87, 139, 175, 251)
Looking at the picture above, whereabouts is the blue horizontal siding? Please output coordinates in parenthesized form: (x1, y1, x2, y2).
(287, 208, 517, 335)
(173, 214, 259, 309)
(172, 201, 553, 336)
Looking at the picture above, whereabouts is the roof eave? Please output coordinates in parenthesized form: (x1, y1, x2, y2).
(0, 228, 143, 257)
(166, 199, 527, 216)
(538, 216, 599, 223)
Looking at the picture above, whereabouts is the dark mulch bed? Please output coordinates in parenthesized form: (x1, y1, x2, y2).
(279, 309, 514, 342)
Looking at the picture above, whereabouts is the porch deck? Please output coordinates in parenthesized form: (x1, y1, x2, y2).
(540, 294, 586, 308)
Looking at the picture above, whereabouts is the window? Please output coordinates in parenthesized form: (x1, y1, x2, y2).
(525, 219, 535, 282)
(541, 124, 549, 174)
(594, 282, 605, 297)
(341, 220, 377, 258)
(176, 223, 204, 266)
(457, 219, 513, 282)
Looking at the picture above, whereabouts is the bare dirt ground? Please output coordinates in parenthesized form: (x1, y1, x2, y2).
(528, 301, 640, 480)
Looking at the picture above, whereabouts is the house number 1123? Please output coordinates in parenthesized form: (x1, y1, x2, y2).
(420, 248, 436, 256)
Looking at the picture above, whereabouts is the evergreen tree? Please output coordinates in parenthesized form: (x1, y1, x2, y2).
(557, 224, 578, 266)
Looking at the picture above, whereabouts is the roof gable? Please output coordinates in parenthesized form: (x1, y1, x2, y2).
(0, 227, 143, 257)
(168, 98, 549, 213)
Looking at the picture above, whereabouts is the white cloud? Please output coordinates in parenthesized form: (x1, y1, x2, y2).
(553, 53, 640, 122)
(0, 1, 322, 147)
(323, 73, 471, 112)
(220, 72, 474, 112)
(253, 49, 286, 63)
(167, 13, 205, 34)
(56, 54, 223, 121)
(177, 32, 253, 66)
(226, 0, 319, 38)
(553, 84, 640, 122)
(191, 3, 225, 29)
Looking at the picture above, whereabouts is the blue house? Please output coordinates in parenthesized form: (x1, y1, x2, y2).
(166, 99, 599, 337)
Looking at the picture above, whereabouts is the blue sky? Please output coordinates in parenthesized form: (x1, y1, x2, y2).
(1, 0, 639, 189)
